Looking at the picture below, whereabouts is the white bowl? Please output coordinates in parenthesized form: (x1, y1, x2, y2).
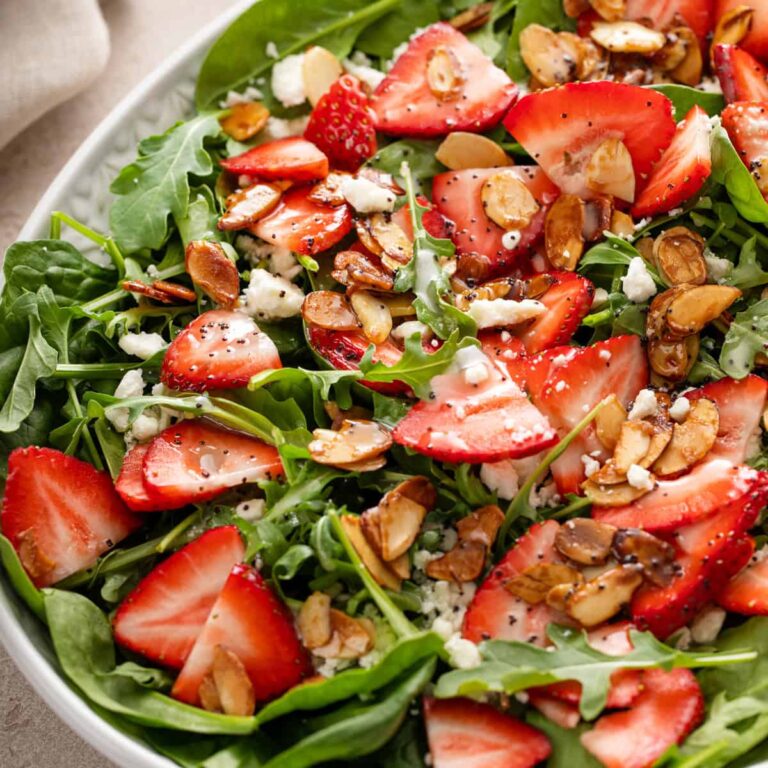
(0, 3, 255, 765)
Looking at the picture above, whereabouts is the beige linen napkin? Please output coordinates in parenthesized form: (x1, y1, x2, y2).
(0, 0, 110, 149)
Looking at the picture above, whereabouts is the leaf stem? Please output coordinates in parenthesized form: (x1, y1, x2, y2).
(80, 263, 186, 313)
(51, 211, 126, 276)
(54, 362, 158, 379)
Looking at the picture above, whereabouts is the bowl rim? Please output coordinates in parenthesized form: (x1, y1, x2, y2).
(1, 2, 254, 766)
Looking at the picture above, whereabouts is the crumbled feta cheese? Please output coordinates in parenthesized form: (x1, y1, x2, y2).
(235, 235, 301, 278)
(628, 389, 658, 420)
(358, 649, 383, 669)
(219, 85, 264, 108)
(669, 396, 691, 422)
(271, 53, 307, 107)
(265, 41, 279, 59)
(690, 605, 727, 644)
(242, 269, 305, 320)
(704, 250, 733, 283)
(697, 75, 723, 94)
(633, 217, 652, 232)
(340, 176, 396, 213)
(599, 349, 612, 362)
(463, 362, 489, 386)
(235, 498, 266, 522)
(129, 413, 166, 443)
(431, 617, 455, 641)
(466, 298, 546, 329)
(118, 332, 167, 360)
(392, 320, 429, 341)
(592, 287, 609, 308)
(480, 460, 520, 500)
(530, 481, 559, 509)
(501, 229, 522, 250)
(621, 257, 657, 303)
(668, 208, 684, 217)
(263, 115, 310, 140)
(581, 454, 601, 478)
(107, 370, 146, 433)
(386, 40, 410, 70)
(444, 635, 481, 669)
(343, 53, 386, 91)
(627, 463, 654, 491)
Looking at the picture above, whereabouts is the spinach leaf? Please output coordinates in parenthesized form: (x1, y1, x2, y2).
(110, 115, 222, 254)
(728, 236, 768, 290)
(195, 0, 399, 110)
(720, 298, 768, 378)
(0, 534, 46, 621)
(356, 0, 440, 59)
(0, 399, 53, 491)
(527, 712, 601, 768)
(648, 84, 724, 121)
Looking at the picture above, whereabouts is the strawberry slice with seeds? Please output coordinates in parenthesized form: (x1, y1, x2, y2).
(423, 696, 551, 768)
(462, 520, 567, 645)
(721, 101, 768, 202)
(1, 447, 140, 587)
(625, 0, 714, 45)
(172, 562, 311, 706)
(503, 82, 676, 200)
(715, 45, 768, 103)
(220, 137, 329, 181)
(716, 0, 768, 63)
(250, 185, 353, 255)
(581, 668, 704, 768)
(432, 167, 559, 273)
(115, 443, 167, 512)
(717, 544, 768, 614)
(142, 420, 283, 509)
(632, 105, 712, 218)
(160, 309, 281, 392)
(113, 526, 245, 669)
(304, 74, 377, 171)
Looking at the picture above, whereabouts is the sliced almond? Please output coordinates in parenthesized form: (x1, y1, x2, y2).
(652, 397, 719, 476)
(449, 2, 493, 31)
(340, 515, 401, 591)
(332, 250, 394, 292)
(547, 582, 579, 612)
(507, 563, 584, 605)
(712, 5, 754, 56)
(435, 132, 512, 170)
(219, 102, 270, 142)
(612, 528, 676, 586)
(394, 476, 438, 509)
(582, 479, 653, 506)
(545, 194, 586, 271)
(309, 419, 392, 467)
(184, 240, 240, 308)
(555, 518, 617, 566)
(638, 421, 673, 468)
(646, 285, 690, 340)
(455, 279, 514, 311)
(670, 26, 703, 86)
(519, 24, 581, 87)
(590, 21, 666, 55)
(653, 28, 689, 72)
(219, 182, 283, 230)
(590, 459, 631, 487)
(586, 138, 636, 202)
(611, 210, 635, 238)
(595, 394, 628, 451)
(303, 46, 343, 106)
(426, 540, 488, 582)
(333, 455, 388, 473)
(122, 279, 196, 305)
(589, 0, 626, 22)
(302, 290, 360, 331)
(481, 170, 540, 230)
(456, 505, 505, 549)
(313, 610, 376, 659)
(389, 552, 411, 580)
(362, 215, 414, 269)
(199, 674, 223, 713)
(636, 236, 655, 262)
(652, 227, 707, 287)
(350, 290, 393, 345)
(647, 337, 691, 382)
(297, 592, 333, 650)
(426, 46, 465, 100)
(309, 172, 352, 207)
(211, 646, 256, 717)
(570, 34, 607, 80)
(665, 285, 742, 336)
(324, 401, 372, 431)
(377, 492, 428, 561)
(380, 293, 418, 317)
(583, 195, 614, 241)
(565, 565, 643, 627)
(612, 420, 654, 474)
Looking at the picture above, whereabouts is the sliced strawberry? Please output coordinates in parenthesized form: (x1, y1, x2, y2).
(391, 195, 451, 242)
(632, 105, 712, 218)
(220, 137, 328, 181)
(528, 691, 582, 729)
(160, 310, 281, 392)
(479, 331, 530, 389)
(463, 520, 566, 645)
(171, 563, 311, 706)
(391, 355, 558, 463)
(688, 375, 768, 463)
(592, 460, 762, 533)
(503, 82, 676, 200)
(717, 544, 768, 614)
(142, 420, 283, 509)
(715, 45, 768, 103)
(716, 0, 768, 63)
(115, 444, 167, 513)
(721, 101, 768, 202)
(113, 526, 245, 669)
(625, 0, 714, 45)
(0, 447, 140, 587)
(423, 697, 551, 768)
(372, 23, 517, 138)
(304, 75, 376, 171)
(581, 669, 704, 768)
(250, 186, 353, 255)
(432, 167, 559, 273)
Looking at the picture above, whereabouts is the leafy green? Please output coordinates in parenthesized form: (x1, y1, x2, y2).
(368, 140, 444, 195)
(356, 0, 440, 58)
(527, 712, 601, 768)
(177, 186, 222, 246)
(109, 115, 222, 253)
(0, 535, 46, 621)
(649, 85, 725, 122)
(720, 298, 768, 378)
(728, 236, 768, 290)
(579, 235, 665, 286)
(0, 400, 53, 490)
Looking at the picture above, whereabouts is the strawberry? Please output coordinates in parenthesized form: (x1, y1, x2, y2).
(171, 563, 311, 706)
(250, 185, 353, 255)
(716, 0, 768, 63)
(304, 75, 377, 171)
(717, 544, 768, 614)
(503, 82, 676, 200)
(372, 23, 518, 138)
(0, 447, 140, 587)
(632, 106, 712, 218)
(592, 460, 763, 533)
(581, 669, 704, 768)
(220, 137, 329, 181)
(391, 195, 451, 242)
(113, 526, 245, 669)
(391, 355, 558, 463)
(687, 375, 768, 463)
(423, 696, 551, 768)
(142, 420, 283, 509)
(721, 101, 768, 202)
(432, 167, 559, 273)
(115, 444, 167, 513)
(479, 331, 530, 389)
(715, 45, 768, 103)
(625, 0, 714, 45)
(463, 520, 567, 645)
(160, 310, 281, 392)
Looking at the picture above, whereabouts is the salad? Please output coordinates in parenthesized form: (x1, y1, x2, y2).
(4, 0, 768, 766)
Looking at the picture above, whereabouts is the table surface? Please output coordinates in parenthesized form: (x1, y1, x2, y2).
(0, 1, 238, 765)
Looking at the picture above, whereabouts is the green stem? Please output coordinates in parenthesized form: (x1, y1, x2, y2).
(49, 213, 62, 239)
(549, 496, 592, 520)
(582, 308, 612, 327)
(692, 213, 747, 246)
(735, 219, 768, 250)
(65, 370, 103, 470)
(51, 211, 126, 276)
(54, 362, 157, 379)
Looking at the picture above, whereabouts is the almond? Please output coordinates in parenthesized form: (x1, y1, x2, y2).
(554, 518, 617, 566)
(436, 132, 512, 170)
(586, 138, 636, 202)
(219, 102, 270, 142)
(297, 592, 333, 650)
(219, 182, 283, 230)
(481, 170, 540, 230)
(545, 194, 586, 271)
(184, 240, 240, 308)
(507, 563, 584, 605)
(211, 646, 256, 717)
(565, 565, 643, 627)
(426, 46, 465, 100)
(303, 46, 343, 106)
(309, 419, 392, 467)
(302, 290, 360, 331)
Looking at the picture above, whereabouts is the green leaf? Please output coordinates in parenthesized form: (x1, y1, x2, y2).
(109, 115, 222, 254)
(720, 298, 768, 379)
(648, 84, 724, 121)
(0, 535, 46, 621)
(527, 712, 601, 768)
(579, 235, 665, 285)
(356, 0, 440, 58)
(367, 140, 444, 196)
(176, 185, 222, 246)
(728, 236, 768, 290)
(195, 0, 399, 110)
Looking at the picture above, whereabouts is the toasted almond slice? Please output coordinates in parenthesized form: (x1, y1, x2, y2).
(590, 21, 666, 55)
(545, 194, 586, 271)
(426, 540, 488, 582)
(589, 0, 626, 22)
(364, 214, 413, 267)
(546, 582, 578, 612)
(583, 195, 614, 241)
(573, 34, 607, 80)
(309, 172, 352, 207)
(455, 279, 514, 310)
(481, 170, 540, 230)
(507, 563, 584, 605)
(647, 337, 691, 382)
(555, 518, 617, 566)
(391, 476, 438, 510)
(653, 227, 707, 287)
(303, 46, 343, 106)
(389, 552, 411, 580)
(349, 290, 393, 345)
(316, 610, 376, 659)
(712, 5, 754, 57)
(636, 236, 655, 262)
(341, 515, 401, 591)
(611, 210, 635, 238)
(436, 132, 512, 170)
(309, 419, 392, 467)
(427, 46, 465, 100)
(586, 138, 636, 202)
(357, 167, 405, 196)
(332, 250, 394, 292)
(297, 592, 333, 650)
(121, 279, 197, 305)
(565, 565, 643, 627)
(519, 25, 582, 88)
(646, 285, 690, 340)
(595, 394, 628, 451)
(360, 505, 384, 556)
(211, 646, 256, 717)
(199, 674, 223, 713)
(16, 530, 56, 584)
(378, 493, 428, 561)
(613, 420, 654, 474)
(670, 26, 703, 85)
(653, 28, 689, 72)
(449, 1, 494, 31)
(652, 397, 719, 476)
(665, 285, 742, 336)
(612, 528, 676, 586)
(333, 455, 388, 473)
(638, 422, 673, 468)
(379, 293, 418, 317)
(590, 459, 630, 486)
(219, 182, 283, 230)
(302, 290, 360, 331)
(324, 401, 372, 431)
(153, 280, 198, 303)
(582, 479, 653, 506)
(185, 240, 240, 308)
(456, 505, 505, 548)
(219, 102, 270, 142)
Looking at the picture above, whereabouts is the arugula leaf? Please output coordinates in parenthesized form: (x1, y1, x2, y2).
(367, 140, 444, 196)
(720, 298, 768, 379)
(109, 115, 222, 254)
(728, 236, 768, 290)
(356, 0, 440, 58)
(579, 234, 665, 286)
(648, 84, 724, 121)
(527, 712, 602, 768)
(0, 535, 46, 621)
(195, 0, 399, 110)
(176, 186, 222, 246)
(688, 348, 727, 385)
